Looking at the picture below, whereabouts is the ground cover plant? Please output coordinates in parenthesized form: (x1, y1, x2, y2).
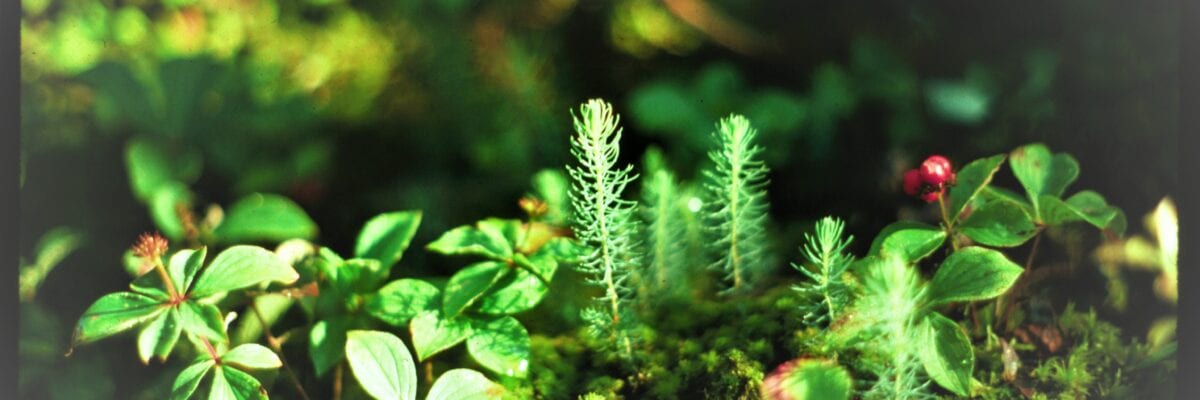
(45, 97, 1174, 399)
(20, 1, 1177, 399)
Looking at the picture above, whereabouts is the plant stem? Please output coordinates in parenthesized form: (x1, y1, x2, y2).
(937, 193, 959, 251)
(995, 231, 1042, 328)
(250, 302, 311, 400)
(152, 258, 180, 301)
(333, 363, 343, 400)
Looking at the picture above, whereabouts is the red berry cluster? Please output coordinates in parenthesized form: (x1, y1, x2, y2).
(903, 155, 956, 203)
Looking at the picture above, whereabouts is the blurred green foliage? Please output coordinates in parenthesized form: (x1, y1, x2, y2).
(20, 0, 1176, 397)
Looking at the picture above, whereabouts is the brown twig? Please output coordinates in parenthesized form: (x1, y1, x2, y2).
(250, 302, 311, 400)
(333, 363, 344, 400)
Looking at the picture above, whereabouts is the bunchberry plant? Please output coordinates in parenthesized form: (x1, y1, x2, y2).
(703, 114, 771, 293)
(565, 98, 642, 357)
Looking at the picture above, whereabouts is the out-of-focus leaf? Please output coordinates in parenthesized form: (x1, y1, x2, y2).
(354, 211, 422, 270)
(214, 194, 317, 244)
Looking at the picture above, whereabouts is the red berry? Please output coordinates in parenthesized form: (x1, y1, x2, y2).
(903, 169, 922, 196)
(920, 188, 943, 203)
(919, 155, 954, 186)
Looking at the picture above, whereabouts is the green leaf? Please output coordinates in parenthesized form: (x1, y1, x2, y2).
(169, 247, 207, 294)
(918, 312, 974, 396)
(959, 200, 1038, 247)
(366, 279, 440, 327)
(345, 330, 418, 400)
(868, 221, 946, 263)
(309, 318, 349, 377)
(1010, 143, 1079, 206)
(947, 154, 1006, 222)
(410, 311, 472, 361)
(927, 247, 1023, 305)
(130, 267, 175, 301)
(73, 292, 166, 345)
(763, 358, 852, 400)
(170, 360, 213, 400)
(214, 193, 317, 243)
(467, 316, 531, 378)
(179, 301, 227, 343)
(427, 369, 505, 400)
(221, 343, 281, 370)
(1037, 195, 1083, 226)
(332, 258, 387, 295)
(1066, 191, 1123, 233)
(190, 245, 298, 298)
(126, 139, 201, 202)
(150, 182, 193, 240)
(477, 256, 556, 315)
(442, 261, 507, 317)
(209, 366, 268, 400)
(354, 211, 422, 269)
(427, 224, 511, 260)
(137, 308, 182, 363)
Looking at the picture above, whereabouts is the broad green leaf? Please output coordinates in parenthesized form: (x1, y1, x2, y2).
(190, 246, 298, 298)
(948, 154, 1006, 222)
(1037, 195, 1084, 226)
(979, 186, 1033, 214)
(150, 183, 192, 240)
(126, 139, 201, 201)
(170, 360, 213, 400)
(367, 279, 440, 327)
(137, 308, 182, 363)
(928, 247, 1023, 305)
(169, 247, 207, 294)
(442, 261, 507, 317)
(427, 225, 511, 260)
(466, 316, 531, 378)
(214, 194, 317, 243)
(959, 200, 1037, 247)
(222, 343, 281, 370)
(130, 267, 175, 301)
(209, 366, 268, 400)
(762, 358, 852, 400)
(73, 292, 166, 345)
(1009, 143, 1079, 208)
(179, 301, 227, 343)
(476, 219, 524, 251)
(345, 330, 418, 400)
(427, 369, 505, 400)
(354, 211, 422, 269)
(309, 318, 349, 377)
(868, 221, 946, 263)
(1066, 191, 1123, 233)
(918, 312, 974, 396)
(477, 256, 556, 315)
(333, 258, 386, 295)
(410, 311, 472, 361)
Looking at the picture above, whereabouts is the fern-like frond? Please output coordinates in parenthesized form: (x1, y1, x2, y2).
(703, 114, 771, 293)
(793, 216, 854, 326)
(566, 98, 641, 357)
(855, 256, 931, 399)
(639, 147, 687, 301)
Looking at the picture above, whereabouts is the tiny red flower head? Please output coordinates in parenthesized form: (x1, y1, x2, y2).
(132, 232, 169, 260)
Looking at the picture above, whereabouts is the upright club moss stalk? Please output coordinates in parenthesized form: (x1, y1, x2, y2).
(704, 114, 771, 293)
(793, 216, 853, 326)
(640, 147, 686, 301)
(566, 99, 641, 357)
